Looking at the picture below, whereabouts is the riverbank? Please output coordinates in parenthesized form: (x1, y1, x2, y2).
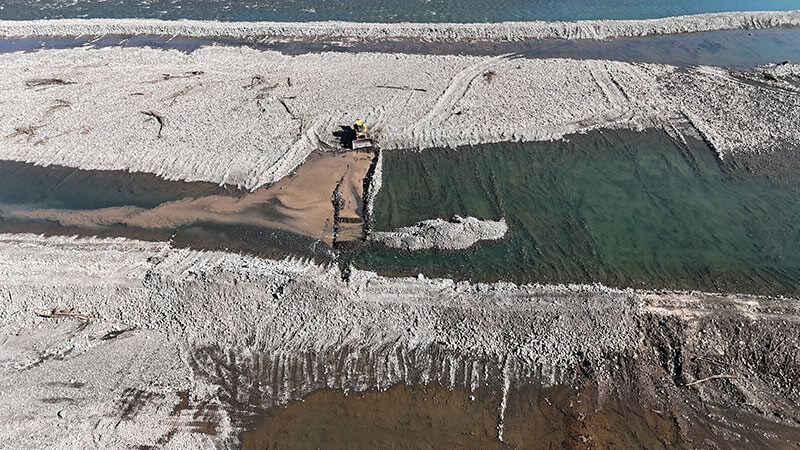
(0, 233, 797, 447)
(1, 11, 799, 42)
(2, 44, 798, 189)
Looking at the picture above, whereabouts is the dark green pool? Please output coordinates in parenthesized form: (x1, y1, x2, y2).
(355, 130, 800, 295)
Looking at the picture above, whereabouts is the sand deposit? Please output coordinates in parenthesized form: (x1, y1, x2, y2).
(1, 11, 799, 42)
(370, 215, 507, 250)
(0, 233, 798, 448)
(0, 151, 371, 245)
(1, 44, 798, 190)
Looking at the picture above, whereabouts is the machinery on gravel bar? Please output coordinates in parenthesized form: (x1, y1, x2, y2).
(352, 118, 374, 150)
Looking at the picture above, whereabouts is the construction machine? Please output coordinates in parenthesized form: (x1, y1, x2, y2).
(352, 119, 374, 150)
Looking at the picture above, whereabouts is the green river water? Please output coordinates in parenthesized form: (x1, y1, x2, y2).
(356, 130, 800, 295)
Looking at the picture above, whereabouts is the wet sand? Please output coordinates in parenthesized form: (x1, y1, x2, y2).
(4, 150, 374, 246)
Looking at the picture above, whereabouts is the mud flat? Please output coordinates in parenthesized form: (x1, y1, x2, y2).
(0, 233, 799, 447)
(369, 215, 507, 250)
(1, 11, 800, 42)
(1, 45, 799, 189)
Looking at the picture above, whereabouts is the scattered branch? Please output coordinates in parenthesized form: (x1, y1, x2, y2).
(35, 307, 89, 321)
(155, 71, 204, 82)
(277, 97, 303, 138)
(44, 99, 72, 117)
(25, 78, 74, 88)
(243, 75, 266, 90)
(6, 125, 42, 142)
(685, 374, 741, 387)
(49, 99, 72, 111)
(166, 85, 196, 106)
(376, 84, 427, 92)
(277, 98, 295, 117)
(254, 84, 280, 100)
(140, 110, 166, 138)
(102, 328, 135, 340)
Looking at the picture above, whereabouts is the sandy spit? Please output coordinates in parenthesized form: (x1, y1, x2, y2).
(2, 45, 798, 189)
(0, 11, 799, 42)
(370, 215, 508, 250)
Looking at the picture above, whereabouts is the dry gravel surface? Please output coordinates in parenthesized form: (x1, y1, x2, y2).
(2, 45, 799, 189)
(370, 215, 508, 250)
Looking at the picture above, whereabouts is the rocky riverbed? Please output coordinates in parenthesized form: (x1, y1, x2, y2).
(1, 11, 799, 42)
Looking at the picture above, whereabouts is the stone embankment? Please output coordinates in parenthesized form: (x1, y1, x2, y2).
(0, 11, 799, 42)
(370, 216, 508, 250)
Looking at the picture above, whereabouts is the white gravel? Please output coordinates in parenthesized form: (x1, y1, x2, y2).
(0, 11, 798, 42)
(2, 45, 798, 189)
(0, 233, 638, 448)
(370, 215, 508, 250)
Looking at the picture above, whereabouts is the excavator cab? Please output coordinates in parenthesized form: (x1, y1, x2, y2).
(352, 119, 374, 150)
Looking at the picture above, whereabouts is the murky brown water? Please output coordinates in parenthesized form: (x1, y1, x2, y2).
(240, 382, 800, 449)
(0, 150, 374, 260)
(241, 384, 500, 449)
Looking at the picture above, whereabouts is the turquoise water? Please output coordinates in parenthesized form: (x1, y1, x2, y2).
(0, 0, 795, 23)
(356, 130, 800, 295)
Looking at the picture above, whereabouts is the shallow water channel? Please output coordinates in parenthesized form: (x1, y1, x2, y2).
(356, 130, 800, 296)
(2, 129, 799, 295)
(0, 151, 374, 262)
(3, 28, 800, 71)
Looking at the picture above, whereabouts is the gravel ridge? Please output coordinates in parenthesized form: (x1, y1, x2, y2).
(0, 12, 799, 42)
(370, 215, 508, 250)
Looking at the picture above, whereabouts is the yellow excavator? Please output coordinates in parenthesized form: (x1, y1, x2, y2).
(352, 118, 374, 150)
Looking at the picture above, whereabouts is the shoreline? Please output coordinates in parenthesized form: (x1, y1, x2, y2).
(0, 11, 799, 42)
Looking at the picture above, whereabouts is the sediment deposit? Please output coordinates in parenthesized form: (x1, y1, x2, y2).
(370, 215, 507, 250)
(0, 151, 371, 245)
(1, 11, 799, 42)
(1, 233, 798, 448)
(2, 44, 798, 189)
